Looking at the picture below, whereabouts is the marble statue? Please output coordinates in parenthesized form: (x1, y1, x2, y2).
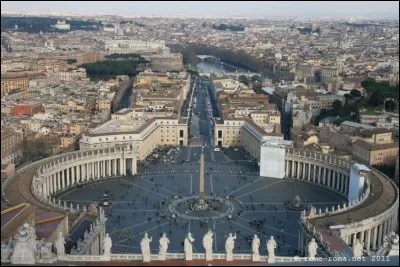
(89, 202, 98, 216)
(252, 234, 260, 261)
(308, 238, 318, 259)
(353, 239, 363, 258)
(388, 233, 399, 256)
(267, 236, 277, 263)
(158, 233, 170, 260)
(103, 233, 112, 255)
(11, 223, 36, 265)
(203, 229, 214, 261)
(39, 243, 54, 260)
(55, 232, 66, 256)
(100, 207, 106, 221)
(77, 238, 83, 250)
(84, 230, 89, 240)
(140, 232, 152, 262)
(1, 242, 13, 262)
(184, 233, 195, 261)
(225, 233, 237, 261)
(26, 224, 38, 258)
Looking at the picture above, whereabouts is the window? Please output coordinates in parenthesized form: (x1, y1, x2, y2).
(180, 130, 184, 138)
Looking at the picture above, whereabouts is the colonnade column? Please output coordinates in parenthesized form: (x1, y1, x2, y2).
(96, 161, 99, 179)
(108, 160, 111, 176)
(313, 166, 316, 182)
(296, 162, 300, 178)
(291, 161, 295, 178)
(339, 174, 344, 193)
(365, 228, 371, 250)
(377, 224, 383, 247)
(82, 164, 87, 181)
(77, 165, 80, 183)
(286, 160, 289, 177)
(56, 172, 60, 193)
(122, 158, 126, 176)
(61, 170, 65, 189)
(383, 221, 388, 238)
(49, 175, 53, 195)
(372, 226, 378, 250)
(42, 182, 46, 198)
(89, 162, 93, 179)
(71, 166, 75, 185)
(113, 159, 117, 176)
(360, 231, 365, 246)
(302, 162, 306, 180)
(66, 168, 70, 187)
(317, 166, 321, 184)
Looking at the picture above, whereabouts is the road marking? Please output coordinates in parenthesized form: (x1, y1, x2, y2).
(237, 180, 283, 199)
(190, 174, 193, 194)
(120, 179, 168, 198)
(286, 180, 345, 202)
(213, 221, 218, 252)
(210, 174, 214, 193)
(112, 219, 161, 233)
(112, 209, 157, 212)
(138, 176, 175, 195)
(116, 221, 169, 245)
(229, 177, 264, 195)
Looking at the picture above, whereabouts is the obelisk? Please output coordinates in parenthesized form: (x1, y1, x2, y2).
(199, 150, 205, 206)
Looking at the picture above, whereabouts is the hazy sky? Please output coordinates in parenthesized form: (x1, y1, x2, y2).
(1, 1, 399, 18)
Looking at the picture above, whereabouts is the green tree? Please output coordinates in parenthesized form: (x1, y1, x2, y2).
(350, 89, 362, 98)
(368, 90, 384, 108)
(332, 100, 343, 114)
(239, 75, 249, 86)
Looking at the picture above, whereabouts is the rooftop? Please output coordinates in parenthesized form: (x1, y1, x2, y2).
(310, 170, 396, 230)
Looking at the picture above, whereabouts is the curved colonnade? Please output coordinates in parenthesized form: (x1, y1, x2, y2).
(285, 149, 399, 256)
(1, 147, 399, 259)
(2, 147, 137, 213)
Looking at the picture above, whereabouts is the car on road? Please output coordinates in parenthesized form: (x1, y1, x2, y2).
(213, 148, 220, 152)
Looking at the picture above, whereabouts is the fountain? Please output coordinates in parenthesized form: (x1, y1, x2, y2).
(285, 195, 305, 211)
(100, 193, 110, 207)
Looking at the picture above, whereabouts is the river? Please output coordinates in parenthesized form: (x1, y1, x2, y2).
(196, 61, 248, 73)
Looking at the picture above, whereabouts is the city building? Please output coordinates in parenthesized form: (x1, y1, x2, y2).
(352, 139, 399, 166)
(53, 20, 70, 30)
(1, 127, 23, 164)
(10, 102, 43, 117)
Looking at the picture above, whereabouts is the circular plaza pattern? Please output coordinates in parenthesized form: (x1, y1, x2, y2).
(161, 194, 243, 221)
(53, 147, 347, 256)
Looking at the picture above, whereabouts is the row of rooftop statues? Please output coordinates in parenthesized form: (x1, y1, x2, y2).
(3, 221, 398, 264)
(139, 229, 319, 262)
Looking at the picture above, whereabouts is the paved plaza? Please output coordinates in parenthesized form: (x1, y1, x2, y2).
(57, 148, 346, 256)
